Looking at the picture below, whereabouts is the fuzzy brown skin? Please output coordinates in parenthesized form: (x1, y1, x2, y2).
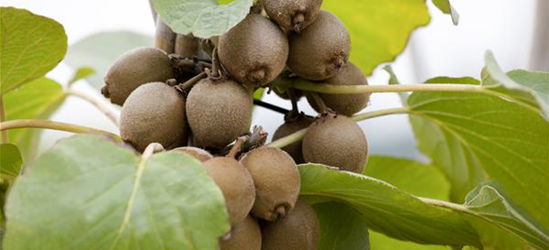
(204, 157, 256, 226)
(186, 79, 253, 149)
(302, 114, 368, 173)
(307, 62, 370, 116)
(262, 0, 323, 31)
(218, 14, 289, 87)
(287, 11, 350, 81)
(239, 147, 300, 221)
(154, 17, 176, 54)
(102, 47, 175, 106)
(171, 147, 213, 162)
(219, 215, 261, 250)
(261, 200, 320, 250)
(120, 82, 188, 152)
(272, 116, 314, 164)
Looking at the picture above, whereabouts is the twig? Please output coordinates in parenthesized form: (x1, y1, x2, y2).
(253, 99, 290, 115)
(176, 72, 207, 92)
(292, 80, 484, 94)
(0, 96, 8, 143)
(65, 90, 120, 126)
(0, 120, 119, 139)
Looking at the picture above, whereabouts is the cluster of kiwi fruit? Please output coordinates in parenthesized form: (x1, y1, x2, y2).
(101, 0, 371, 248)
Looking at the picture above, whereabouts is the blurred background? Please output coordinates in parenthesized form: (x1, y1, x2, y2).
(3, 0, 548, 161)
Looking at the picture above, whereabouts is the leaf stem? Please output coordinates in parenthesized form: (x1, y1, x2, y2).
(0, 96, 8, 143)
(65, 90, 120, 126)
(0, 120, 119, 139)
(269, 107, 410, 148)
(253, 99, 290, 115)
(292, 80, 483, 94)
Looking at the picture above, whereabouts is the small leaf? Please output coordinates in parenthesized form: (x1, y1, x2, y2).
(64, 31, 152, 90)
(323, 0, 430, 75)
(408, 79, 549, 232)
(68, 67, 96, 86)
(314, 202, 370, 250)
(0, 7, 67, 94)
(0, 144, 23, 179)
(431, 0, 460, 25)
(299, 164, 481, 248)
(482, 51, 549, 120)
(383, 66, 408, 104)
(4, 77, 65, 160)
(4, 134, 229, 250)
(152, 0, 254, 38)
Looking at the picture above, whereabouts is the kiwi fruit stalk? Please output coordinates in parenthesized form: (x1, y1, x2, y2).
(186, 79, 253, 149)
(262, 0, 323, 31)
(171, 147, 213, 162)
(120, 82, 188, 152)
(219, 215, 261, 250)
(203, 157, 256, 226)
(287, 11, 350, 81)
(261, 199, 320, 250)
(302, 113, 368, 173)
(272, 114, 314, 164)
(307, 62, 370, 116)
(218, 14, 289, 87)
(239, 147, 300, 221)
(102, 47, 175, 106)
(154, 17, 176, 54)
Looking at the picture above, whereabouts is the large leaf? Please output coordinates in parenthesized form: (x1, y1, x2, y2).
(64, 31, 152, 90)
(482, 51, 549, 121)
(298, 164, 481, 248)
(152, 0, 254, 38)
(323, 0, 430, 75)
(0, 144, 23, 179)
(408, 80, 549, 233)
(4, 134, 229, 250)
(0, 7, 67, 94)
(364, 156, 452, 249)
(3, 77, 65, 160)
(314, 202, 370, 250)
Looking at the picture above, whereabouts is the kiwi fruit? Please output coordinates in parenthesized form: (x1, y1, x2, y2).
(204, 157, 256, 226)
(262, 0, 323, 31)
(175, 34, 200, 58)
(307, 62, 370, 116)
(218, 14, 289, 87)
(102, 47, 175, 106)
(302, 113, 368, 173)
(171, 147, 213, 162)
(272, 114, 314, 164)
(239, 147, 300, 221)
(287, 11, 350, 81)
(186, 78, 253, 149)
(154, 17, 176, 54)
(120, 82, 188, 152)
(261, 199, 320, 250)
(219, 215, 261, 250)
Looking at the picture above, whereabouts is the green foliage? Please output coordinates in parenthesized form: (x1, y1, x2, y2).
(0, 144, 22, 179)
(0, 7, 67, 94)
(152, 0, 254, 38)
(298, 163, 482, 248)
(4, 135, 229, 250)
(3, 77, 65, 160)
(431, 0, 460, 25)
(314, 202, 370, 250)
(323, 0, 430, 75)
(64, 31, 152, 90)
(68, 67, 96, 86)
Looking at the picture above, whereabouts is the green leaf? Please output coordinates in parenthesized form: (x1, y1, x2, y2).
(482, 51, 549, 120)
(369, 232, 449, 250)
(431, 0, 460, 25)
(68, 67, 96, 86)
(314, 202, 370, 250)
(0, 144, 23, 179)
(0, 7, 67, 94)
(323, 0, 430, 75)
(298, 164, 481, 248)
(4, 134, 229, 250)
(408, 80, 549, 233)
(152, 0, 254, 38)
(4, 77, 65, 160)
(64, 31, 152, 90)
(364, 156, 450, 201)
